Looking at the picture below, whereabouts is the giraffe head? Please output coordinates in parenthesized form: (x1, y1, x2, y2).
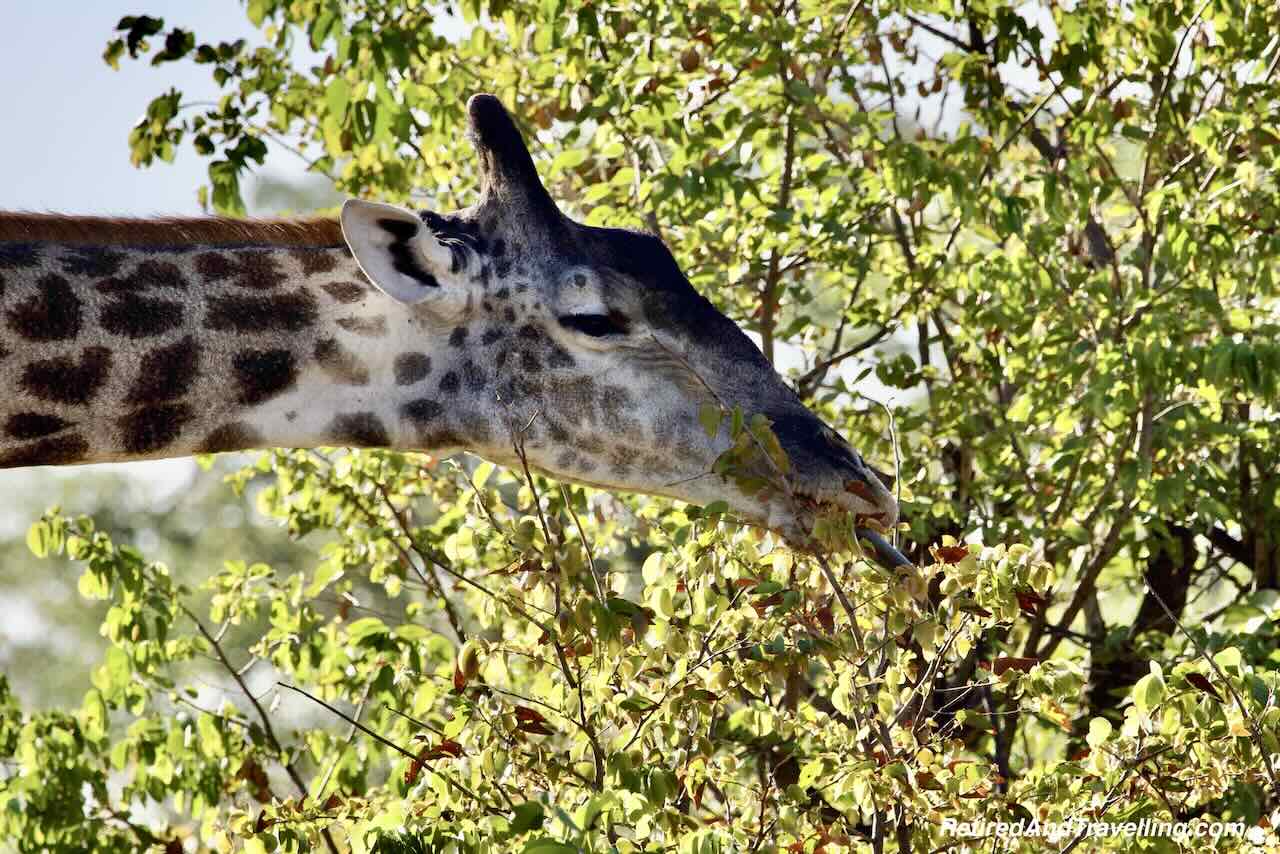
(341, 94, 897, 547)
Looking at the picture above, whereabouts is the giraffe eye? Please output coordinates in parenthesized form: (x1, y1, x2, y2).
(559, 312, 629, 338)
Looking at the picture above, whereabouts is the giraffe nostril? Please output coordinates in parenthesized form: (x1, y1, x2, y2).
(844, 479, 879, 502)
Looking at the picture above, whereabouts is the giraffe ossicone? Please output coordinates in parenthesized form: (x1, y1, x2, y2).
(0, 94, 898, 549)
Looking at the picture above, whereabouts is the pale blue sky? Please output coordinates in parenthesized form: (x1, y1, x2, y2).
(1, 3, 310, 215)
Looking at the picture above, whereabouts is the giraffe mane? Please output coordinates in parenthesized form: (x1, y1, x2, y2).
(0, 212, 345, 248)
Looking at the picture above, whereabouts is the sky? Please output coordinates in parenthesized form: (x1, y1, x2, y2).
(0, 3, 312, 216)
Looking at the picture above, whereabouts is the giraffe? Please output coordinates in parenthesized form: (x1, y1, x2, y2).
(0, 94, 900, 555)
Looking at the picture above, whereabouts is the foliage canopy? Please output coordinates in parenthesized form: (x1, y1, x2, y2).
(4, 0, 1280, 851)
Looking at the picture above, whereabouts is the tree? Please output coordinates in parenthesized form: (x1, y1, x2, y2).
(3, 1, 1278, 851)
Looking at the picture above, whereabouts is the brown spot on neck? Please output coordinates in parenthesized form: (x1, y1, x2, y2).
(119, 403, 193, 454)
(315, 338, 370, 386)
(329, 412, 390, 447)
(196, 422, 263, 454)
(0, 212, 345, 248)
(0, 434, 89, 468)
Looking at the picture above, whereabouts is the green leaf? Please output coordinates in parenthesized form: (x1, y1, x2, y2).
(1132, 672, 1165, 719)
(353, 100, 378, 143)
(347, 617, 389, 643)
(1006, 395, 1033, 423)
(325, 77, 351, 118)
(77, 569, 109, 600)
(106, 646, 130, 687)
(81, 689, 108, 739)
(197, 712, 225, 757)
(698, 403, 722, 439)
(1085, 717, 1111, 748)
(703, 500, 729, 516)
(394, 624, 431, 642)
(510, 802, 545, 834)
(550, 148, 589, 173)
(641, 552, 665, 586)
(472, 461, 496, 490)
(26, 520, 52, 558)
(103, 39, 125, 70)
(246, 0, 272, 26)
(306, 561, 343, 597)
(523, 839, 578, 854)
(208, 159, 245, 216)
(1213, 646, 1243, 672)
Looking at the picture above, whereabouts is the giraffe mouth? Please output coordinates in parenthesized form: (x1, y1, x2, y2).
(785, 489, 910, 568)
(790, 489, 893, 532)
(790, 468, 897, 526)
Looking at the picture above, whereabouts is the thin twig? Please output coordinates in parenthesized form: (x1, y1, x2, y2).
(314, 679, 375, 798)
(181, 604, 341, 854)
(277, 682, 496, 810)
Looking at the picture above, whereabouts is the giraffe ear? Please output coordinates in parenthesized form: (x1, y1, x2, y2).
(340, 199, 453, 305)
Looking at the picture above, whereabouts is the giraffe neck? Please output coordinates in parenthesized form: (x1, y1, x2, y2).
(0, 220, 440, 468)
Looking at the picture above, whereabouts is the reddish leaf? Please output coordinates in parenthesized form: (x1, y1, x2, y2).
(734, 578, 760, 589)
(815, 604, 834, 634)
(936, 545, 969, 564)
(751, 592, 783, 616)
(1069, 748, 1091, 761)
(514, 706, 547, 725)
(453, 664, 467, 692)
(254, 810, 270, 833)
(433, 739, 463, 758)
(238, 757, 272, 803)
(517, 720, 555, 736)
(1015, 589, 1047, 616)
(993, 656, 1039, 676)
(1185, 672, 1222, 701)
(405, 747, 430, 786)
(322, 793, 343, 811)
(165, 840, 184, 854)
